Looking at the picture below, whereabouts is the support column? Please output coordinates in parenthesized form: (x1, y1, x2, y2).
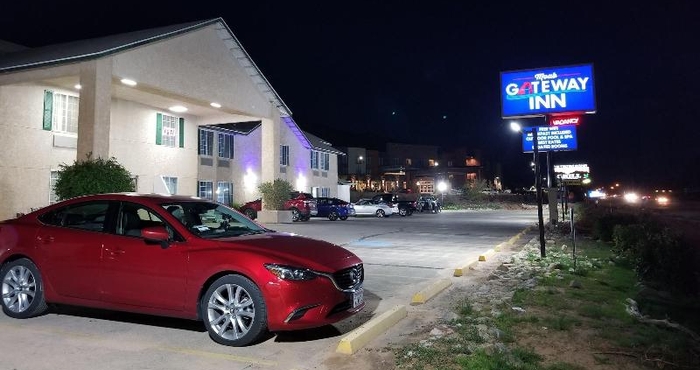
(77, 59, 112, 160)
(260, 103, 281, 209)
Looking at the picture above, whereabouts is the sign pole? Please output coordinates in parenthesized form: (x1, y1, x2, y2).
(533, 128, 546, 258)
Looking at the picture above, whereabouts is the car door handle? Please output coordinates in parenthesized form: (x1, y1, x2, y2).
(104, 248, 125, 256)
(36, 236, 54, 244)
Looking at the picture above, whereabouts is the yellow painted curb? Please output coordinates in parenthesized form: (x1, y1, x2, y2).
(411, 278, 452, 305)
(478, 248, 495, 261)
(454, 260, 479, 276)
(336, 305, 407, 354)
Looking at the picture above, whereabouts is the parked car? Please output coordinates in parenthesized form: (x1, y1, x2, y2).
(370, 193, 415, 216)
(416, 194, 440, 213)
(309, 197, 355, 220)
(238, 192, 313, 222)
(353, 198, 395, 217)
(0, 193, 364, 347)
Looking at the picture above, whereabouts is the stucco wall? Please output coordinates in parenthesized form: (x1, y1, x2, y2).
(0, 83, 80, 219)
(112, 25, 272, 119)
(109, 99, 198, 195)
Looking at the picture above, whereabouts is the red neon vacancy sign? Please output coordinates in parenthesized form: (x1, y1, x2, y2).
(550, 115, 581, 126)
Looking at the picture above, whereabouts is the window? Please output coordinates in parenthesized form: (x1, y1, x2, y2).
(218, 132, 234, 159)
(320, 152, 330, 171)
(392, 158, 400, 166)
(161, 114, 178, 147)
(117, 202, 166, 237)
(280, 145, 290, 166)
(199, 129, 214, 156)
(42, 91, 79, 134)
(163, 176, 178, 195)
(52, 93, 79, 134)
(217, 181, 233, 205)
(156, 113, 184, 148)
(310, 150, 319, 169)
(367, 156, 372, 166)
(311, 187, 330, 197)
(49, 170, 59, 204)
(38, 201, 110, 232)
(406, 158, 412, 166)
(198, 181, 213, 200)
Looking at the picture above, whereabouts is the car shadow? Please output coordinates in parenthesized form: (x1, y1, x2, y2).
(49, 304, 206, 332)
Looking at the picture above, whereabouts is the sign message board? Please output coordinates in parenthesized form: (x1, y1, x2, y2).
(522, 125, 578, 152)
(501, 64, 596, 118)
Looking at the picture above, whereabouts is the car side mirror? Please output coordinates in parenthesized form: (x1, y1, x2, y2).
(141, 226, 171, 249)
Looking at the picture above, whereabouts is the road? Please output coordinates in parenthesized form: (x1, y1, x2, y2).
(0, 209, 538, 370)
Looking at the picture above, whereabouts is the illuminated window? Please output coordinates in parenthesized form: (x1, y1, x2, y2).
(218, 132, 234, 159)
(199, 129, 214, 156)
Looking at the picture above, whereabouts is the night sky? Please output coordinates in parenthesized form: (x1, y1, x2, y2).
(2, 1, 698, 190)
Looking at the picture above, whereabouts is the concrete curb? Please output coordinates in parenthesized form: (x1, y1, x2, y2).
(336, 305, 407, 354)
(410, 278, 452, 305)
(453, 260, 478, 277)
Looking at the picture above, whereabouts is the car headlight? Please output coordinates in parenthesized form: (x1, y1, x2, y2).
(264, 263, 318, 281)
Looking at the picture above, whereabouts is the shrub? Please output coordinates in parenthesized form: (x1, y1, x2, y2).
(613, 221, 697, 294)
(54, 154, 134, 200)
(258, 179, 293, 210)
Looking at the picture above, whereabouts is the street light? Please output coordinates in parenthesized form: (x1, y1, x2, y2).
(510, 121, 546, 258)
(437, 181, 447, 205)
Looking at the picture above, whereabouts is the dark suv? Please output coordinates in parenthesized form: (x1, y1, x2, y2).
(238, 192, 313, 221)
(370, 193, 415, 216)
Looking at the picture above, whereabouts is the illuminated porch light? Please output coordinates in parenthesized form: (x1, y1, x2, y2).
(244, 168, 258, 191)
(210, 102, 221, 108)
(74, 84, 82, 90)
(120, 78, 137, 86)
(296, 174, 307, 192)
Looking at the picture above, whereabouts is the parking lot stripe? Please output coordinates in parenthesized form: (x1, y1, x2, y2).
(336, 305, 407, 355)
(160, 346, 277, 366)
(410, 278, 452, 305)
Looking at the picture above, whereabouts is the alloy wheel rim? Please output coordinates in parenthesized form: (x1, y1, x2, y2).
(2, 265, 36, 313)
(207, 283, 255, 340)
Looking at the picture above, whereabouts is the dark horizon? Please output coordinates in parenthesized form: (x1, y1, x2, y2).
(2, 1, 698, 190)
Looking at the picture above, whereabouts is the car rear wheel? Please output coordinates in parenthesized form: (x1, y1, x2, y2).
(1, 258, 48, 319)
(201, 275, 267, 347)
(291, 208, 301, 222)
(328, 211, 339, 221)
(243, 208, 257, 220)
(375, 209, 386, 218)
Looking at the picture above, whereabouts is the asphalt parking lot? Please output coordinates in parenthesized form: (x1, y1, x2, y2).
(0, 209, 538, 370)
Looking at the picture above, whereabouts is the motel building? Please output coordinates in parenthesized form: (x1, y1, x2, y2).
(0, 18, 343, 221)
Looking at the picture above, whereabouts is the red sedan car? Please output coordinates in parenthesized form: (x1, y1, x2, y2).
(0, 193, 364, 346)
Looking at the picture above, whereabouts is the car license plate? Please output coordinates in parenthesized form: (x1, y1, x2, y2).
(352, 287, 364, 308)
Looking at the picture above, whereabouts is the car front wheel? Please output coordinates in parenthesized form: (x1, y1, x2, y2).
(399, 208, 407, 217)
(1, 258, 48, 319)
(201, 275, 267, 347)
(340, 215, 348, 220)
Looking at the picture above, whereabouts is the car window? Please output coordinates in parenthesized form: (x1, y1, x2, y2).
(117, 202, 166, 237)
(162, 201, 266, 239)
(38, 201, 110, 232)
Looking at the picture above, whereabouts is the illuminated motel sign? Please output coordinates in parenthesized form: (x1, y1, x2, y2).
(500, 64, 596, 118)
(521, 125, 577, 153)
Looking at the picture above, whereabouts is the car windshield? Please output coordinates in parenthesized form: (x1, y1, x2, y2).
(162, 201, 268, 239)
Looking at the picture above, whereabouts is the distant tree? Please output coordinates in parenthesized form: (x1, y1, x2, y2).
(258, 179, 293, 210)
(54, 154, 135, 200)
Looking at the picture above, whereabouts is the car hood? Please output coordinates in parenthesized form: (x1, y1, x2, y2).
(211, 232, 361, 272)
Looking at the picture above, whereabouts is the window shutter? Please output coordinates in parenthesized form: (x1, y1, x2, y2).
(42, 90, 53, 131)
(156, 113, 163, 145)
(179, 118, 185, 148)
